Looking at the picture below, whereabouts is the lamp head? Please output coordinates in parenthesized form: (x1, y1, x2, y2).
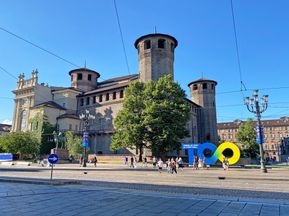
(244, 97, 250, 105)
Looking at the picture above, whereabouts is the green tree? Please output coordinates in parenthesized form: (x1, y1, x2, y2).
(0, 132, 40, 158)
(65, 131, 83, 158)
(111, 74, 190, 158)
(143, 75, 190, 156)
(30, 112, 57, 155)
(111, 81, 147, 161)
(40, 122, 57, 155)
(236, 119, 259, 158)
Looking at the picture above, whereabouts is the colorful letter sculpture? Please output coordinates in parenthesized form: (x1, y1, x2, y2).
(197, 142, 240, 165)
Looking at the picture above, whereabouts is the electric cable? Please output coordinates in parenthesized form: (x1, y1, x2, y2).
(113, 0, 131, 74)
(0, 26, 81, 68)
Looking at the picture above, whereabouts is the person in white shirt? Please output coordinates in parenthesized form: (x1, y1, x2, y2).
(157, 158, 164, 173)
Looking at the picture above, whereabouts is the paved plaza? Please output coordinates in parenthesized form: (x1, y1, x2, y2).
(1, 164, 289, 215)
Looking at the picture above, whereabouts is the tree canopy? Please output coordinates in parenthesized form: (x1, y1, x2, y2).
(65, 131, 83, 158)
(111, 74, 190, 158)
(236, 119, 259, 158)
(0, 132, 40, 158)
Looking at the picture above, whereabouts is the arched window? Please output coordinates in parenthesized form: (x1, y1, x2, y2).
(20, 110, 27, 131)
(158, 39, 165, 48)
(144, 40, 151, 49)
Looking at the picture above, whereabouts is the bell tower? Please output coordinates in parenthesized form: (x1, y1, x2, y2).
(134, 33, 178, 82)
(188, 78, 218, 145)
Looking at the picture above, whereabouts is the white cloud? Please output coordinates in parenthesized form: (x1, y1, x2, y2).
(1, 119, 12, 125)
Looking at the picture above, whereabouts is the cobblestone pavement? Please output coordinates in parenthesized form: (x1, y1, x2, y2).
(1, 182, 289, 216)
(1, 164, 289, 196)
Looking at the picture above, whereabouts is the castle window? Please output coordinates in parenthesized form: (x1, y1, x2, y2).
(77, 73, 82, 80)
(144, 40, 151, 49)
(203, 83, 207, 89)
(171, 42, 174, 51)
(120, 90, 124, 98)
(69, 124, 72, 131)
(193, 84, 198, 90)
(88, 74, 92, 81)
(71, 76, 73, 82)
(99, 95, 103, 102)
(158, 39, 165, 48)
(93, 96, 96, 104)
(86, 97, 90, 105)
(75, 125, 78, 132)
(106, 93, 110, 101)
(211, 84, 214, 89)
(80, 98, 84, 106)
(113, 92, 116, 100)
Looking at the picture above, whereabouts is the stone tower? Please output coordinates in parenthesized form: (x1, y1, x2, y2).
(134, 33, 178, 82)
(69, 68, 100, 92)
(188, 78, 218, 145)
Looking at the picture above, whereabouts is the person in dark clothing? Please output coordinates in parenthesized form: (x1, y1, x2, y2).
(130, 157, 134, 168)
(93, 156, 97, 167)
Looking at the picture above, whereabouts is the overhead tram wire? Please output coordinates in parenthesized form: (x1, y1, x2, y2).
(217, 86, 289, 95)
(113, 0, 131, 75)
(0, 65, 17, 80)
(0, 26, 110, 82)
(0, 26, 81, 68)
(230, 0, 247, 94)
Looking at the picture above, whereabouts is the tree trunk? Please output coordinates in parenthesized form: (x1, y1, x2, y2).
(138, 145, 143, 162)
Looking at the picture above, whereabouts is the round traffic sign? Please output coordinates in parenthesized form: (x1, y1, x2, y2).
(48, 154, 59, 164)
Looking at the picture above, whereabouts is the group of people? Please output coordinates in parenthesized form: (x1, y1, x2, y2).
(193, 156, 208, 170)
(155, 157, 184, 174)
(123, 156, 138, 168)
(79, 156, 97, 167)
(123, 156, 184, 173)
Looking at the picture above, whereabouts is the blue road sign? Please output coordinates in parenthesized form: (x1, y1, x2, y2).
(82, 140, 89, 147)
(255, 126, 265, 144)
(0, 153, 13, 161)
(82, 131, 89, 147)
(48, 154, 58, 164)
(181, 144, 199, 150)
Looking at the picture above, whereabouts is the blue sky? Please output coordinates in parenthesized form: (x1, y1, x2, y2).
(1, 0, 289, 124)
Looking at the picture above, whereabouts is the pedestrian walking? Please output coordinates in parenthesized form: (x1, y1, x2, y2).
(223, 157, 229, 170)
(152, 156, 157, 168)
(93, 156, 97, 167)
(157, 158, 163, 173)
(177, 157, 184, 170)
(123, 156, 126, 165)
(198, 157, 203, 169)
(171, 158, 177, 174)
(193, 156, 198, 170)
(130, 157, 134, 168)
(143, 157, 148, 167)
(167, 159, 172, 173)
(133, 156, 137, 168)
(79, 156, 83, 167)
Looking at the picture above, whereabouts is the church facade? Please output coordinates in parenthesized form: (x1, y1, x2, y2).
(11, 33, 218, 155)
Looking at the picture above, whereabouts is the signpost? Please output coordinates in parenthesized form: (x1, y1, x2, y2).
(48, 154, 58, 183)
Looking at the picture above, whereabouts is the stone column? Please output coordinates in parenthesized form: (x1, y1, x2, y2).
(11, 99, 18, 131)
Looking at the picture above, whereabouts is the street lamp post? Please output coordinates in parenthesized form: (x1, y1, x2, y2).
(244, 90, 268, 173)
(79, 109, 95, 167)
